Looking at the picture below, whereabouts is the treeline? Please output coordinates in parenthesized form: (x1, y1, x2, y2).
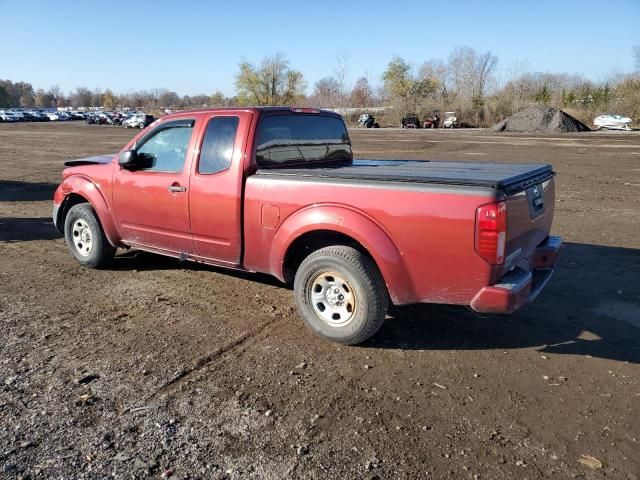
(305, 46, 640, 126)
(2, 45, 639, 127)
(0, 80, 231, 111)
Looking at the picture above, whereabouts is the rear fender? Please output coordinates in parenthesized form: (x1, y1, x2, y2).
(271, 205, 415, 304)
(57, 175, 120, 247)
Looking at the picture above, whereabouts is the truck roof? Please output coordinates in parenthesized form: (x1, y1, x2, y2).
(162, 106, 341, 118)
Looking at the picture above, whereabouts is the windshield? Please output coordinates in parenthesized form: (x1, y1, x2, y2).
(256, 114, 352, 167)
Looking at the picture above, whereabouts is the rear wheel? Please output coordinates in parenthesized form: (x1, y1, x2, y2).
(139, 122, 145, 129)
(64, 203, 115, 268)
(294, 246, 388, 345)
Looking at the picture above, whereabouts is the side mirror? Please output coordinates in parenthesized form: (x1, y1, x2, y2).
(118, 150, 139, 169)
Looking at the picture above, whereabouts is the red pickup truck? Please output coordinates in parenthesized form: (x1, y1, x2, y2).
(53, 107, 561, 345)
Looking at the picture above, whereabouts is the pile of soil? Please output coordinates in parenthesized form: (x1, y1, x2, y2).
(492, 105, 591, 133)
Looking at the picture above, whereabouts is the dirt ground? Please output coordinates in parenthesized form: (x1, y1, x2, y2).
(1, 122, 639, 479)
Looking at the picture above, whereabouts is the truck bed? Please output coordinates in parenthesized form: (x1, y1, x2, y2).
(255, 159, 554, 194)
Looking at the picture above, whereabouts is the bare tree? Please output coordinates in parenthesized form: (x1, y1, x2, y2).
(634, 45, 640, 70)
(334, 51, 351, 109)
(446, 46, 497, 118)
(48, 85, 66, 107)
(35, 89, 54, 107)
(158, 90, 180, 107)
(102, 89, 117, 109)
(313, 76, 340, 107)
(19, 92, 35, 107)
(209, 91, 225, 107)
(350, 76, 373, 108)
(90, 89, 102, 108)
(475, 51, 498, 99)
(189, 94, 209, 106)
(70, 87, 92, 108)
(419, 59, 449, 102)
(448, 46, 476, 103)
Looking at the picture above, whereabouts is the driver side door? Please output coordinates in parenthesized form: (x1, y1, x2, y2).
(112, 118, 198, 255)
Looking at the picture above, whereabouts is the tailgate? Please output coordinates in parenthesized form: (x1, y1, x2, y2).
(504, 176, 555, 270)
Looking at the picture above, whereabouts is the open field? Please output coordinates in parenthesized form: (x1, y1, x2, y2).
(1, 122, 639, 479)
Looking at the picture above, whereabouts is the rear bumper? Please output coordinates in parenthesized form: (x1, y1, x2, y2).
(470, 236, 561, 314)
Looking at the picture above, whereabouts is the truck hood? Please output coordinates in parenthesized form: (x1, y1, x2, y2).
(64, 154, 116, 167)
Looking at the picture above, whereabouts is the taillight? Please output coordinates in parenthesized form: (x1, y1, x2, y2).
(475, 201, 507, 265)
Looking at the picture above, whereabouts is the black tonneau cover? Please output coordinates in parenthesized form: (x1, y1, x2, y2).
(256, 159, 554, 194)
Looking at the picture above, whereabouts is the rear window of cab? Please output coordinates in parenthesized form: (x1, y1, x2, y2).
(256, 114, 352, 167)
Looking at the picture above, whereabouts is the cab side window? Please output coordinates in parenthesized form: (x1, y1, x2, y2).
(198, 116, 239, 174)
(136, 122, 194, 172)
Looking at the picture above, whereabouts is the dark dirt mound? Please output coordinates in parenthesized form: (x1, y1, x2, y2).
(492, 105, 591, 133)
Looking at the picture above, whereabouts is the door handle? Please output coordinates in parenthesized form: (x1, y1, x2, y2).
(168, 185, 187, 193)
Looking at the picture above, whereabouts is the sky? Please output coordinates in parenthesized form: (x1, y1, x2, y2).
(1, 0, 638, 97)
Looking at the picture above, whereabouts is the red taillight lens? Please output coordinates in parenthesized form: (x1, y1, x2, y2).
(475, 201, 507, 265)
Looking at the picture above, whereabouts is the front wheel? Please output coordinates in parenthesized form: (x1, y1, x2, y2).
(64, 203, 116, 268)
(294, 246, 388, 345)
(139, 122, 145, 129)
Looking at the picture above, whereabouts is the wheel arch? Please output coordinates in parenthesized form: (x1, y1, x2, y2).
(272, 205, 415, 304)
(57, 175, 120, 247)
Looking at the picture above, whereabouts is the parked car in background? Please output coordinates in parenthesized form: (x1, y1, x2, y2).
(95, 113, 111, 125)
(25, 111, 48, 121)
(85, 113, 99, 124)
(53, 107, 561, 345)
(8, 110, 26, 122)
(123, 114, 155, 129)
(111, 112, 127, 126)
(357, 113, 379, 128)
(46, 112, 60, 121)
(20, 111, 37, 122)
(401, 113, 420, 128)
(423, 111, 440, 128)
(593, 114, 632, 131)
(443, 112, 458, 128)
(0, 111, 20, 122)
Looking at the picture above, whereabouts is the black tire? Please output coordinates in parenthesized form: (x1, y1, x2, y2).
(294, 246, 388, 345)
(64, 203, 116, 268)
(139, 122, 145, 129)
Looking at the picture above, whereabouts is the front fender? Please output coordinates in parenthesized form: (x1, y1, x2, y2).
(56, 174, 120, 247)
(270, 204, 416, 304)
